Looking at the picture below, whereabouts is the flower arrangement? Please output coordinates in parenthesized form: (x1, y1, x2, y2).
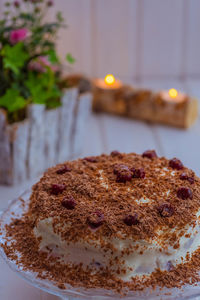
(0, 0, 75, 123)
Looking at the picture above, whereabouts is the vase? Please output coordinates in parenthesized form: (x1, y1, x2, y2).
(0, 88, 92, 185)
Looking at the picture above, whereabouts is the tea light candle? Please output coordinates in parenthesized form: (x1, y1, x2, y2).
(159, 88, 187, 103)
(94, 74, 122, 91)
(93, 74, 125, 115)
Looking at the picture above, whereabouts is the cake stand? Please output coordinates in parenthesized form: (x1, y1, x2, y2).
(1, 190, 200, 300)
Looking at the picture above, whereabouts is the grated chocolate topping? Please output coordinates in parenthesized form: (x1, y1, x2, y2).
(28, 151, 200, 247)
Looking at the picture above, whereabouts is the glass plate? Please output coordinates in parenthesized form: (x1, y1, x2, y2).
(1, 190, 200, 300)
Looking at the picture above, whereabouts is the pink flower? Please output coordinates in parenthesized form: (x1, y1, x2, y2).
(28, 56, 59, 73)
(28, 60, 45, 73)
(10, 28, 28, 44)
(14, 1, 20, 7)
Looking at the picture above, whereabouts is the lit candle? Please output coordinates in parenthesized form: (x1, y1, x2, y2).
(94, 74, 122, 90)
(159, 88, 187, 103)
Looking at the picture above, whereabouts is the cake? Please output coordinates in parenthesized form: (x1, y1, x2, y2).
(3, 150, 200, 294)
(28, 151, 200, 284)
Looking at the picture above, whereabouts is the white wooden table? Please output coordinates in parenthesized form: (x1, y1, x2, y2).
(0, 79, 200, 300)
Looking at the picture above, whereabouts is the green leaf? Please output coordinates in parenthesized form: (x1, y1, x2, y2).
(0, 88, 26, 112)
(0, 20, 6, 28)
(56, 11, 64, 23)
(0, 25, 13, 37)
(46, 97, 61, 109)
(66, 53, 75, 64)
(47, 49, 59, 64)
(3, 58, 19, 74)
(25, 71, 61, 106)
(33, 23, 59, 36)
(25, 73, 47, 104)
(48, 85, 61, 99)
(19, 12, 35, 22)
(1, 43, 29, 75)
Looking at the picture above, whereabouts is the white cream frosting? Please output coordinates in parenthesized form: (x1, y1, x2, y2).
(34, 212, 200, 281)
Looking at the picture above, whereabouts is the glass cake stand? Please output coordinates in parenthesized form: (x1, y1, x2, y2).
(1, 190, 200, 300)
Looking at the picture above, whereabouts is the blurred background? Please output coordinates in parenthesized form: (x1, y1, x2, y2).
(39, 0, 200, 81)
(1, 0, 198, 81)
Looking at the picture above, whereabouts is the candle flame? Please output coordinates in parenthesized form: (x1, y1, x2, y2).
(104, 74, 115, 85)
(169, 88, 178, 98)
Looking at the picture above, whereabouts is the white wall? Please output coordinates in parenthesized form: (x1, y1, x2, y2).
(1, 0, 200, 81)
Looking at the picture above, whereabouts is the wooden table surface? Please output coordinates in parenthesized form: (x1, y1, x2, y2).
(1, 79, 200, 300)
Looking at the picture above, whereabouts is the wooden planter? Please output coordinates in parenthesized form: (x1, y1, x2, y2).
(0, 88, 92, 185)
